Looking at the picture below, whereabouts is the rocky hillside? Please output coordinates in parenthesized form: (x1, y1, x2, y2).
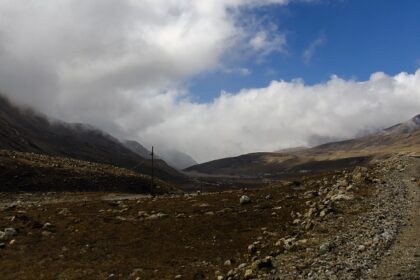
(186, 115, 420, 177)
(301, 114, 420, 158)
(0, 149, 179, 194)
(185, 152, 370, 178)
(0, 95, 186, 184)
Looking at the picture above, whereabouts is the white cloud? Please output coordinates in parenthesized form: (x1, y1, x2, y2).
(0, 1, 420, 164)
(134, 71, 420, 162)
(222, 67, 252, 76)
(249, 30, 287, 58)
(0, 0, 287, 117)
(302, 34, 326, 64)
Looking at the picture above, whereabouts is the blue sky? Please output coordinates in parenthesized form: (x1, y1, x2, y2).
(190, 0, 420, 102)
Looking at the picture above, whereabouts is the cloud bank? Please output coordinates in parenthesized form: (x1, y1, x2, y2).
(137, 71, 420, 162)
(0, 1, 420, 163)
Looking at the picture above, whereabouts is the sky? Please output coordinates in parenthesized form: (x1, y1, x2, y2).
(0, 0, 420, 163)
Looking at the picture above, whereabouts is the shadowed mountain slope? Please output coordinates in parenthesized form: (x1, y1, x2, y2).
(0, 149, 179, 194)
(0, 95, 186, 184)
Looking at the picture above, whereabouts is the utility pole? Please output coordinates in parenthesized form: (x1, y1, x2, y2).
(150, 146, 154, 195)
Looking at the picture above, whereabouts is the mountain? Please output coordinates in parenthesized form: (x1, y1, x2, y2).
(123, 140, 197, 170)
(185, 115, 420, 177)
(156, 149, 197, 170)
(0, 95, 186, 184)
(303, 114, 420, 158)
(123, 140, 151, 159)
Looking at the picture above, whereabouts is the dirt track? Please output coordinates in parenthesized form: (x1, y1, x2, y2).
(369, 157, 420, 279)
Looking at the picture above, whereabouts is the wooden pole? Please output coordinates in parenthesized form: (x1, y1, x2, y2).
(151, 146, 154, 194)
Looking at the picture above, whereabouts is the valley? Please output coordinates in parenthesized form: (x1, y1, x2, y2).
(0, 153, 419, 279)
(1, 96, 420, 279)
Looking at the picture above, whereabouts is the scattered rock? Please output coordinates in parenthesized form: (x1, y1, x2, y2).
(248, 244, 257, 254)
(244, 269, 253, 279)
(240, 195, 251, 205)
(319, 243, 331, 255)
(238, 263, 247, 269)
(42, 222, 54, 231)
(58, 208, 70, 215)
(145, 212, 168, 220)
(252, 257, 273, 270)
(3, 228, 17, 239)
(137, 211, 148, 217)
(357, 244, 366, 252)
(330, 194, 353, 202)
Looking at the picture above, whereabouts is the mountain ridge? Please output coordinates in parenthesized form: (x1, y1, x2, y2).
(186, 115, 420, 176)
(0, 94, 186, 184)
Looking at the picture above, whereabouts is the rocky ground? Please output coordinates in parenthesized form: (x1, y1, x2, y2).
(0, 149, 176, 194)
(369, 156, 420, 279)
(0, 153, 419, 279)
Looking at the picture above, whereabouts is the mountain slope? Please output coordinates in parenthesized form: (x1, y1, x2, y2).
(123, 140, 151, 159)
(0, 149, 178, 194)
(303, 114, 420, 158)
(159, 149, 198, 170)
(186, 115, 420, 177)
(0, 95, 186, 184)
(123, 140, 197, 170)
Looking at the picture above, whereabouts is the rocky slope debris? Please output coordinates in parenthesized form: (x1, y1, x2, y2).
(217, 154, 413, 279)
